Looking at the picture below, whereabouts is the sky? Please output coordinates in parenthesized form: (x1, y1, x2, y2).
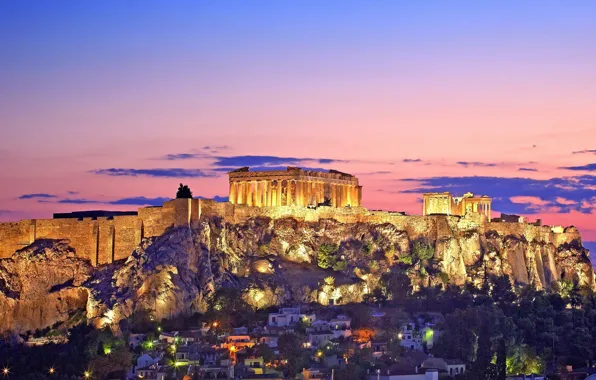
(0, 1, 595, 260)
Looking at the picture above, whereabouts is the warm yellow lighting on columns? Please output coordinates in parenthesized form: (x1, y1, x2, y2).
(346, 185, 352, 206)
(306, 181, 312, 206)
(254, 181, 260, 207)
(295, 180, 302, 206)
(229, 182, 237, 204)
(266, 181, 273, 206)
(276, 181, 282, 206)
(287, 181, 293, 206)
(319, 182, 324, 204)
(241, 182, 248, 204)
(247, 181, 253, 206)
(330, 184, 336, 207)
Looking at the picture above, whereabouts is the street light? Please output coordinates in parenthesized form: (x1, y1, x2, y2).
(84, 370, 91, 379)
(49, 367, 55, 375)
(2, 368, 8, 377)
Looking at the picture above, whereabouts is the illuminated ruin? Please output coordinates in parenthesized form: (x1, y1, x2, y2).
(422, 192, 491, 221)
(228, 167, 362, 208)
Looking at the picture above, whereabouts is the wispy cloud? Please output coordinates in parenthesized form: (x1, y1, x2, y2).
(456, 161, 497, 168)
(560, 163, 596, 171)
(518, 167, 538, 172)
(403, 159, 422, 163)
(109, 197, 170, 206)
(157, 153, 348, 168)
(161, 153, 204, 160)
(572, 149, 596, 155)
(212, 166, 330, 173)
(210, 155, 347, 167)
(90, 168, 216, 178)
(18, 193, 58, 200)
(401, 175, 596, 215)
(55, 196, 170, 206)
(57, 198, 101, 204)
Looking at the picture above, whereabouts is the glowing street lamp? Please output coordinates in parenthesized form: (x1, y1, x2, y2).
(2, 368, 9, 376)
(49, 367, 55, 375)
(84, 370, 91, 379)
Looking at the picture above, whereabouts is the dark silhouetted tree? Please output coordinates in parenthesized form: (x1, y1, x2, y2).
(176, 183, 193, 198)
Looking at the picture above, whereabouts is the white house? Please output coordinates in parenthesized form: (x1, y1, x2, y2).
(399, 323, 436, 351)
(134, 353, 162, 377)
(422, 358, 466, 377)
(268, 307, 316, 327)
(158, 331, 178, 344)
(258, 335, 279, 348)
(369, 369, 439, 380)
(136, 353, 161, 369)
(308, 331, 335, 348)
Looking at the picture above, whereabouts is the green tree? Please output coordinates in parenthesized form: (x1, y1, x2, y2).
(506, 345, 544, 376)
(176, 183, 193, 198)
(278, 333, 308, 377)
(256, 343, 275, 363)
(317, 243, 338, 269)
(380, 268, 411, 304)
(412, 241, 434, 261)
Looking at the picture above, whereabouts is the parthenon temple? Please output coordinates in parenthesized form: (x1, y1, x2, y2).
(228, 167, 362, 207)
(422, 192, 492, 221)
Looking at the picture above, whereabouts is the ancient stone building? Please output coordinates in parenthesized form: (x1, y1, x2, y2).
(228, 167, 362, 207)
(422, 192, 491, 221)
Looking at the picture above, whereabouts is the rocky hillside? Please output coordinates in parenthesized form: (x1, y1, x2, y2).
(0, 216, 593, 332)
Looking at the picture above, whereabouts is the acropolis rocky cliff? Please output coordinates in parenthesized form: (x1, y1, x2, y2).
(0, 167, 593, 333)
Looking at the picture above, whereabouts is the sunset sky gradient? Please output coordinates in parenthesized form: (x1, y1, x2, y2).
(1, 1, 595, 259)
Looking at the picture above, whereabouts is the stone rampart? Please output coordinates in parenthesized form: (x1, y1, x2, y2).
(0, 199, 586, 266)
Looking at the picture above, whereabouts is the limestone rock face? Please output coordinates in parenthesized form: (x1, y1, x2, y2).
(0, 240, 92, 332)
(0, 216, 594, 333)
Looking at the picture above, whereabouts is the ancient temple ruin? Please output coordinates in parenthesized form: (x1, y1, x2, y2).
(228, 167, 362, 207)
(422, 192, 491, 221)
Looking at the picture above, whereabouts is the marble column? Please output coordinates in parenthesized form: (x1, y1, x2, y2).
(255, 181, 262, 207)
(246, 182, 253, 206)
(229, 182, 237, 204)
(277, 181, 283, 206)
(330, 184, 336, 207)
(238, 182, 244, 204)
(296, 180, 302, 206)
(346, 185, 352, 206)
(287, 181, 294, 206)
(266, 181, 273, 206)
(319, 182, 325, 205)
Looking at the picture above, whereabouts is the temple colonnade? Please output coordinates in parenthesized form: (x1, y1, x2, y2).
(229, 179, 362, 207)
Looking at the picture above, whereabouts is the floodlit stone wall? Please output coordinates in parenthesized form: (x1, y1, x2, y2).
(0, 198, 585, 266)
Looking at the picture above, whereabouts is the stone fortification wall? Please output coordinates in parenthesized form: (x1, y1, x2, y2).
(0, 198, 586, 268)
